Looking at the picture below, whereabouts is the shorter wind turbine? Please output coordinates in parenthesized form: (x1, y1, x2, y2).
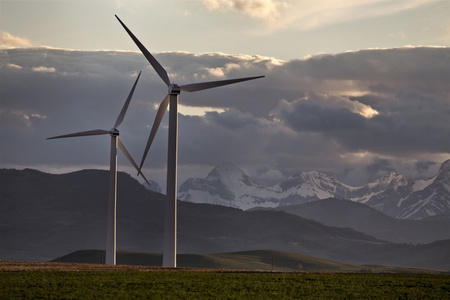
(116, 15, 264, 267)
(47, 71, 148, 265)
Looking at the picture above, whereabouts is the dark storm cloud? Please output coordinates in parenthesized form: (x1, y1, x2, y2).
(350, 89, 448, 155)
(1, 46, 448, 186)
(275, 97, 366, 132)
(366, 158, 396, 179)
(177, 109, 271, 166)
(0, 48, 163, 169)
(204, 109, 259, 130)
(276, 47, 450, 105)
(415, 160, 438, 173)
(273, 89, 449, 156)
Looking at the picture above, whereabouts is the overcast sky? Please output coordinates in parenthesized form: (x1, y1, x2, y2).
(1, 0, 449, 189)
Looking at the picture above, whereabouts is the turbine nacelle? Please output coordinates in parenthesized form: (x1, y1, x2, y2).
(169, 84, 180, 95)
(110, 128, 120, 136)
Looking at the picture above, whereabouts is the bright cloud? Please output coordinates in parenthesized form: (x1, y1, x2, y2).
(32, 66, 57, 73)
(389, 30, 407, 40)
(0, 32, 32, 49)
(115, 0, 151, 13)
(202, 0, 442, 30)
(202, 0, 285, 22)
(179, 104, 226, 116)
(7, 63, 23, 70)
(1, 109, 47, 129)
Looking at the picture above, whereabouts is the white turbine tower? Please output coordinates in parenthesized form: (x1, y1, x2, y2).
(116, 15, 264, 267)
(47, 71, 149, 265)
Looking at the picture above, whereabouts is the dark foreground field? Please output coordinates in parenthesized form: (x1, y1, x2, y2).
(1, 261, 449, 299)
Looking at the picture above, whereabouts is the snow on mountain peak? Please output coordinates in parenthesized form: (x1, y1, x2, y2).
(207, 162, 243, 178)
(274, 170, 349, 204)
(206, 162, 256, 187)
(366, 172, 409, 191)
(436, 159, 450, 192)
(377, 172, 402, 183)
(178, 162, 276, 210)
(412, 177, 435, 192)
(179, 160, 450, 219)
(282, 171, 333, 189)
(440, 159, 450, 172)
(437, 159, 450, 185)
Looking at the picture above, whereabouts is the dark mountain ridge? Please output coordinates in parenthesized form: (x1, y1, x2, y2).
(0, 168, 449, 270)
(258, 198, 450, 244)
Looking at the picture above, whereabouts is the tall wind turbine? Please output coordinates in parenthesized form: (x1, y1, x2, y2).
(47, 71, 149, 265)
(116, 15, 264, 267)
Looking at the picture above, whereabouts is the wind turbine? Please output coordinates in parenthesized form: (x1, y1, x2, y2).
(47, 71, 149, 265)
(116, 15, 264, 267)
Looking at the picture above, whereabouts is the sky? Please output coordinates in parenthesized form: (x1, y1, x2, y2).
(1, 0, 449, 60)
(1, 0, 449, 189)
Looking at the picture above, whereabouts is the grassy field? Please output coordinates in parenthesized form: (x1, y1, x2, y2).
(2, 249, 448, 299)
(53, 249, 449, 273)
(1, 271, 449, 299)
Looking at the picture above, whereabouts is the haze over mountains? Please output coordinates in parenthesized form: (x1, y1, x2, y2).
(179, 160, 450, 219)
(260, 199, 450, 244)
(1, 168, 449, 271)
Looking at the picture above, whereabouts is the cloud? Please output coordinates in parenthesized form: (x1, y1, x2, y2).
(115, 0, 152, 14)
(273, 96, 367, 133)
(201, 0, 441, 31)
(32, 66, 57, 73)
(0, 46, 448, 187)
(0, 32, 32, 49)
(202, 0, 284, 22)
(366, 158, 395, 177)
(273, 88, 449, 156)
(7, 63, 23, 70)
(388, 30, 407, 40)
(1, 110, 47, 129)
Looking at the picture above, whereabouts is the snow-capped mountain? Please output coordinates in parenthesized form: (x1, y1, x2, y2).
(397, 160, 450, 219)
(178, 162, 279, 210)
(350, 172, 415, 218)
(144, 179, 162, 193)
(274, 171, 354, 206)
(178, 160, 450, 219)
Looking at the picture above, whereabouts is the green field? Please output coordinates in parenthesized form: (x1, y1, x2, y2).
(54, 249, 449, 274)
(1, 271, 449, 299)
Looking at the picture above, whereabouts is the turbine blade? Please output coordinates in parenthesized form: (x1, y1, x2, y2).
(180, 75, 265, 92)
(138, 171, 151, 187)
(118, 138, 151, 186)
(115, 15, 171, 87)
(138, 94, 170, 172)
(114, 71, 142, 129)
(47, 129, 110, 140)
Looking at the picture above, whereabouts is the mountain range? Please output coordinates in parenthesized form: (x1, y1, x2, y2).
(255, 199, 450, 244)
(178, 160, 450, 219)
(0, 168, 449, 270)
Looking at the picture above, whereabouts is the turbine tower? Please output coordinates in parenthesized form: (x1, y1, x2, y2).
(47, 71, 149, 265)
(116, 15, 264, 267)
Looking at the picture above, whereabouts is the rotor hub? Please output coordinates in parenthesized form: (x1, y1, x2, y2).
(110, 128, 119, 136)
(169, 84, 180, 95)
